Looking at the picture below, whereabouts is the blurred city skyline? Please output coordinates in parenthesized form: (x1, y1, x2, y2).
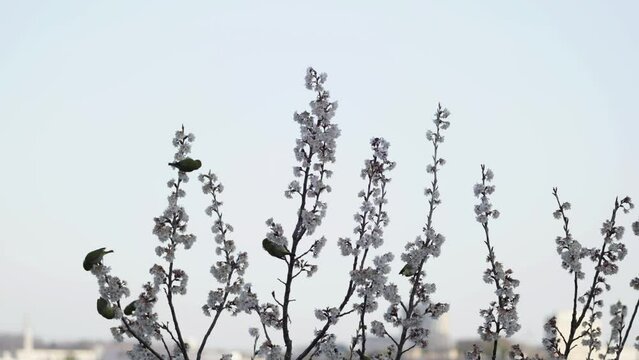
(2, 314, 638, 360)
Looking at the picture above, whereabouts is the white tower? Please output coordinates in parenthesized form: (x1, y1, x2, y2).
(23, 317, 33, 352)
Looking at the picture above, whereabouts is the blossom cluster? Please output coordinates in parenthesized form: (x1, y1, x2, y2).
(370, 105, 451, 357)
(543, 193, 636, 359)
(606, 301, 628, 355)
(152, 127, 198, 260)
(309, 137, 396, 359)
(345, 138, 395, 306)
(199, 170, 250, 318)
(92, 259, 164, 359)
(249, 67, 342, 360)
(315, 334, 343, 360)
(579, 290, 604, 358)
(338, 137, 395, 255)
(591, 197, 634, 276)
(399, 106, 449, 270)
(552, 188, 588, 279)
(286, 67, 340, 236)
(472, 165, 521, 351)
(597, 277, 639, 359)
(91, 263, 131, 312)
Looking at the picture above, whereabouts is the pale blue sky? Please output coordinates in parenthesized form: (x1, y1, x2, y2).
(0, 1, 638, 352)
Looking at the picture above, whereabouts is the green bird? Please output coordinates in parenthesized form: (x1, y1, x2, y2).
(262, 238, 290, 260)
(124, 300, 138, 316)
(168, 157, 202, 172)
(96, 298, 116, 319)
(399, 263, 416, 277)
(83, 248, 114, 271)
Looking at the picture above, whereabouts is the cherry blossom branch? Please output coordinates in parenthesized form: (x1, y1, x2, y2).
(121, 317, 165, 360)
(563, 197, 633, 359)
(392, 104, 450, 360)
(196, 170, 250, 360)
(471, 165, 520, 360)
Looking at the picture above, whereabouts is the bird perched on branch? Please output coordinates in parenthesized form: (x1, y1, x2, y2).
(124, 300, 138, 316)
(83, 248, 114, 271)
(262, 238, 290, 260)
(168, 157, 202, 172)
(96, 298, 115, 319)
(399, 263, 416, 277)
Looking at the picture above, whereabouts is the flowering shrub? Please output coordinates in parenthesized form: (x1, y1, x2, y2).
(84, 68, 639, 360)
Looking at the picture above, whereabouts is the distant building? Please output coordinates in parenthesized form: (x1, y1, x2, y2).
(0, 321, 254, 360)
(403, 313, 458, 360)
(1, 322, 103, 360)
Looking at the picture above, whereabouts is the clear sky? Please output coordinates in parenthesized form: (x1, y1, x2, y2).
(0, 0, 638, 353)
